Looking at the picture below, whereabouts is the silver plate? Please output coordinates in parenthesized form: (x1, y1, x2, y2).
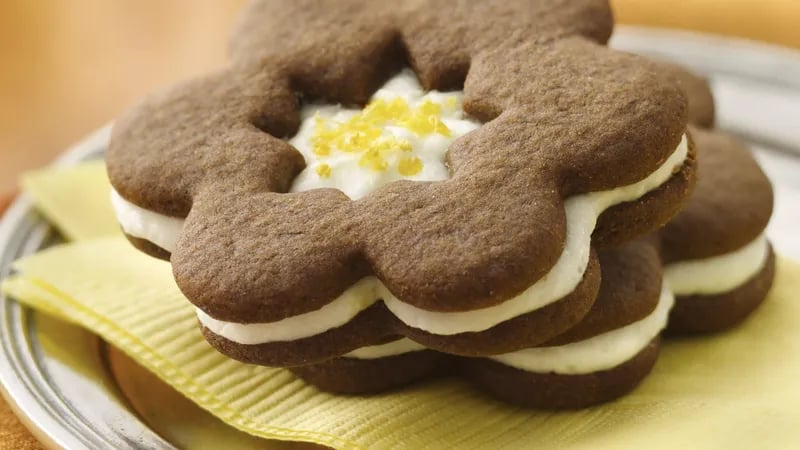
(0, 128, 175, 450)
(1, 26, 799, 450)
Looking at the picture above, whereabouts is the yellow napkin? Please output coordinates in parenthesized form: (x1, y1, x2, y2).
(21, 162, 120, 241)
(4, 161, 800, 450)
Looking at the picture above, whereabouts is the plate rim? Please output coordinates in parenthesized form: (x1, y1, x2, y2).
(0, 125, 175, 450)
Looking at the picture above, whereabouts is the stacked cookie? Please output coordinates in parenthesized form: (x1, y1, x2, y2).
(290, 64, 775, 408)
(106, 0, 773, 409)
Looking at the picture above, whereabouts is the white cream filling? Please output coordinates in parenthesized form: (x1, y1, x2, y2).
(113, 133, 687, 343)
(664, 233, 769, 296)
(110, 189, 183, 252)
(289, 70, 481, 200)
(344, 339, 427, 360)
(488, 286, 673, 374)
(343, 285, 673, 375)
(195, 277, 379, 345)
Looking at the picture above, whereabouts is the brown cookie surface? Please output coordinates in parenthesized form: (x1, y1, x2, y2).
(594, 61, 713, 248)
(290, 336, 662, 409)
(594, 136, 696, 248)
(202, 250, 599, 365)
(659, 125, 774, 335)
(661, 127, 773, 264)
(397, 252, 600, 355)
(108, 0, 690, 322)
(200, 232, 673, 365)
(290, 351, 449, 395)
(281, 238, 666, 407)
(652, 61, 715, 128)
(466, 338, 660, 409)
(125, 234, 171, 261)
(291, 337, 661, 409)
(545, 237, 662, 346)
(202, 303, 397, 367)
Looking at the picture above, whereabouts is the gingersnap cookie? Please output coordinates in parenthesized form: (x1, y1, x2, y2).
(107, 0, 695, 364)
(469, 238, 669, 409)
(639, 62, 774, 333)
(292, 238, 671, 409)
(652, 61, 715, 129)
(593, 61, 716, 246)
(291, 346, 449, 395)
(202, 252, 601, 365)
(661, 127, 774, 334)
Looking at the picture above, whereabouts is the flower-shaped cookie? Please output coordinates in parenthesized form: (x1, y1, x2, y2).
(107, 0, 694, 365)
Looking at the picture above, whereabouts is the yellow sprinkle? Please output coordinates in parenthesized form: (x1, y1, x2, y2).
(362, 100, 388, 121)
(400, 115, 425, 135)
(344, 116, 368, 131)
(359, 149, 387, 172)
(361, 98, 412, 125)
(388, 98, 411, 118)
(316, 163, 332, 178)
(398, 156, 423, 176)
(312, 142, 330, 156)
(339, 131, 370, 152)
(370, 138, 392, 153)
(444, 96, 458, 109)
(429, 116, 451, 137)
(401, 114, 451, 137)
(307, 94, 446, 175)
(418, 99, 441, 116)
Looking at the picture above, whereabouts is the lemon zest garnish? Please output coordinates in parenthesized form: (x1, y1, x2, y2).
(398, 156, 423, 176)
(418, 99, 441, 116)
(397, 139, 413, 152)
(312, 142, 330, 156)
(316, 163, 332, 178)
(428, 116, 451, 137)
(309, 95, 461, 174)
(358, 148, 388, 172)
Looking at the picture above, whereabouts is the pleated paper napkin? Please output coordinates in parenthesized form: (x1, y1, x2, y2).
(4, 161, 800, 450)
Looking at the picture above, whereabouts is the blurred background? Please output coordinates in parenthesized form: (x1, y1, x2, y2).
(0, 0, 248, 198)
(0, 0, 799, 199)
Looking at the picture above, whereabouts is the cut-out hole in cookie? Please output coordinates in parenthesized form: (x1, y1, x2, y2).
(288, 69, 481, 200)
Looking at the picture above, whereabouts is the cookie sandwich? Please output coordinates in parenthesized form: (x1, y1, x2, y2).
(294, 238, 670, 409)
(107, 0, 695, 370)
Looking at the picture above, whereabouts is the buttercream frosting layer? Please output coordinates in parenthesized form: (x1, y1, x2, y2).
(665, 234, 769, 296)
(342, 285, 674, 375)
